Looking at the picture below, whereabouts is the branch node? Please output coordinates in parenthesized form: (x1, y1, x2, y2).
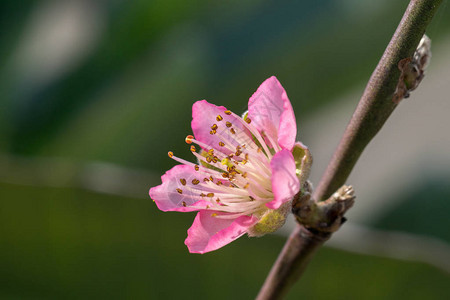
(393, 34, 432, 103)
(292, 183, 355, 233)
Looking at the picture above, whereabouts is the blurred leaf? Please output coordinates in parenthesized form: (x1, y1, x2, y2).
(372, 176, 450, 243)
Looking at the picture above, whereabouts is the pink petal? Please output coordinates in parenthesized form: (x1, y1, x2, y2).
(191, 100, 251, 153)
(149, 165, 210, 212)
(266, 149, 300, 209)
(248, 76, 297, 150)
(185, 210, 258, 254)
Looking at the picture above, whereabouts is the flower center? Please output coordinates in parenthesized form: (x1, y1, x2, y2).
(168, 110, 279, 218)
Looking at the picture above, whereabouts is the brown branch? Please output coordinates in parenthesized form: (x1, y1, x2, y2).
(256, 0, 443, 299)
(314, 0, 442, 202)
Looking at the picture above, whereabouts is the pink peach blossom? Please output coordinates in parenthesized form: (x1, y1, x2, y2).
(149, 76, 311, 254)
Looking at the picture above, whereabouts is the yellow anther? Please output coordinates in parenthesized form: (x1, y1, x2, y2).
(245, 118, 251, 124)
(216, 115, 223, 121)
(182, 201, 187, 207)
(168, 151, 174, 158)
(226, 121, 232, 128)
(192, 179, 200, 185)
(219, 141, 225, 147)
(207, 193, 214, 197)
(180, 178, 187, 185)
(211, 124, 218, 130)
(194, 165, 200, 171)
(185, 135, 194, 144)
(224, 110, 232, 115)
(244, 183, 249, 189)
(230, 128, 236, 134)
(209, 130, 217, 135)
(211, 213, 218, 217)
(176, 188, 183, 194)
(190, 145, 196, 152)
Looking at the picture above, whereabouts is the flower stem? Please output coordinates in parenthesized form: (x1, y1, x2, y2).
(256, 0, 443, 299)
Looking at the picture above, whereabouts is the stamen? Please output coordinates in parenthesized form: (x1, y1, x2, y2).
(185, 135, 194, 144)
(180, 178, 186, 185)
(224, 110, 232, 115)
(192, 152, 226, 172)
(168, 151, 174, 158)
(225, 110, 273, 159)
(212, 208, 262, 219)
(211, 124, 218, 130)
(169, 153, 223, 177)
(176, 188, 183, 194)
(216, 115, 223, 121)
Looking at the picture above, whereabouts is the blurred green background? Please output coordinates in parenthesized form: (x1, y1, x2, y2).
(1, 0, 450, 299)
